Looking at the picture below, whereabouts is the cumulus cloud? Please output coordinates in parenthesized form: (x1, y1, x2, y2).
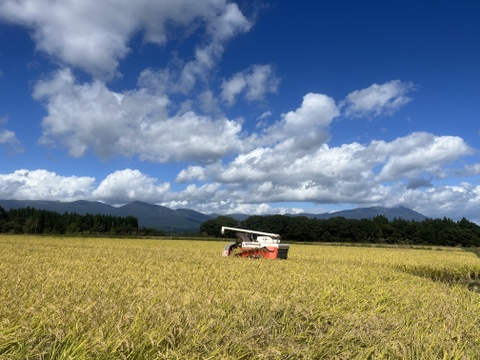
(2, 154, 479, 222)
(388, 184, 480, 223)
(33, 68, 244, 162)
(282, 93, 338, 130)
(221, 73, 246, 105)
(262, 92, 339, 153)
(0, 169, 95, 201)
(31, 74, 336, 166)
(188, 91, 341, 187)
(374, 132, 474, 181)
(0, 0, 251, 80)
(92, 169, 170, 205)
(0, 117, 23, 153)
(0, 129, 21, 150)
(207, 2, 252, 41)
(462, 163, 480, 176)
(174, 132, 473, 209)
(221, 65, 280, 105)
(341, 80, 415, 118)
(2, 0, 257, 164)
(176, 166, 209, 183)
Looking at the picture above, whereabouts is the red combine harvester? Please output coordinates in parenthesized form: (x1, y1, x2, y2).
(221, 226, 290, 259)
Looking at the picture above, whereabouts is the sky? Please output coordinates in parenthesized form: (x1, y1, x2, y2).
(0, 0, 479, 222)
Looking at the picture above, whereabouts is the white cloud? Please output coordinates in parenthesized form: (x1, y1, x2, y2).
(282, 93, 338, 129)
(176, 166, 209, 183)
(0, 130, 20, 148)
(31, 75, 337, 166)
(219, 202, 303, 215)
(10, 70, 477, 215)
(0, 0, 251, 80)
(168, 183, 223, 207)
(197, 90, 220, 114)
(1, 0, 257, 164)
(207, 2, 251, 42)
(261, 92, 339, 153)
(0, 169, 95, 201)
(258, 111, 272, 119)
(389, 184, 480, 223)
(463, 163, 480, 176)
(244, 65, 280, 101)
(1, 161, 479, 223)
(341, 80, 415, 118)
(92, 169, 170, 205)
(221, 65, 280, 105)
(221, 73, 246, 105)
(174, 132, 473, 210)
(33, 68, 244, 162)
(0, 117, 23, 152)
(175, 43, 225, 94)
(374, 132, 474, 181)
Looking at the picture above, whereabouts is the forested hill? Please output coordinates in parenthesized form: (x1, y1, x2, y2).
(0, 206, 163, 236)
(0, 200, 209, 232)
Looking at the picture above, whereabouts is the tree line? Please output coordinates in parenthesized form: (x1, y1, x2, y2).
(0, 206, 164, 236)
(200, 214, 480, 247)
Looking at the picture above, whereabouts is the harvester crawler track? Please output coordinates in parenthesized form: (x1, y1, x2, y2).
(234, 246, 274, 258)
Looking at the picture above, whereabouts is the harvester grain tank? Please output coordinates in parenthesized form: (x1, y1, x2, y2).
(221, 226, 290, 259)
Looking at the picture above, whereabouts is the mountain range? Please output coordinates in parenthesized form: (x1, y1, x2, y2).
(0, 199, 427, 232)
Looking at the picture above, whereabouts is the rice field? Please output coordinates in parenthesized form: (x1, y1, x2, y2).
(1, 235, 480, 359)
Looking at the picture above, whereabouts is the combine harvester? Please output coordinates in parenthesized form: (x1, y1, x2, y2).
(221, 226, 290, 259)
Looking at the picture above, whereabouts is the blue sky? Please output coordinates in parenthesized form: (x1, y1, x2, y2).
(0, 0, 479, 222)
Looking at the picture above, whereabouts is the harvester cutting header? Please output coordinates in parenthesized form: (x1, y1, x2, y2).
(221, 226, 290, 259)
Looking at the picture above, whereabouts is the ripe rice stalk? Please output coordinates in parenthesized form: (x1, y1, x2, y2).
(0, 235, 479, 359)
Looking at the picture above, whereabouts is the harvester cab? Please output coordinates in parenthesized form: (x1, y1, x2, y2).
(221, 226, 290, 259)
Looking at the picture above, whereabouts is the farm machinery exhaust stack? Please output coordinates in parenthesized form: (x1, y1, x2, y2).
(221, 226, 290, 259)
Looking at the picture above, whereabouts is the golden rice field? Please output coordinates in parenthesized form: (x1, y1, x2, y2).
(1, 235, 480, 359)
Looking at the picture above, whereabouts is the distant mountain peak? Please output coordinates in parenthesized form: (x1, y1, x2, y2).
(0, 199, 209, 232)
(299, 205, 427, 221)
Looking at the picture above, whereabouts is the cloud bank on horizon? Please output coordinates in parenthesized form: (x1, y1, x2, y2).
(0, 0, 479, 222)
